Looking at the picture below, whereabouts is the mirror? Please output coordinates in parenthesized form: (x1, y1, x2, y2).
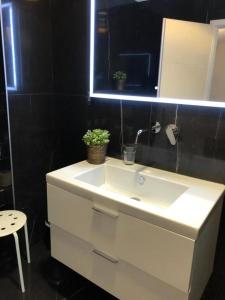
(90, 0, 225, 107)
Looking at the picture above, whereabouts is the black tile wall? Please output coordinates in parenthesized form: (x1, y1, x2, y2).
(176, 106, 225, 182)
(51, 0, 89, 95)
(89, 99, 225, 184)
(0, 0, 54, 243)
(0, 30, 13, 211)
(7, 0, 54, 94)
(88, 99, 121, 156)
(1, 0, 88, 243)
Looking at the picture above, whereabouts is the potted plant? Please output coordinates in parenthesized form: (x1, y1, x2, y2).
(82, 129, 110, 164)
(113, 71, 127, 91)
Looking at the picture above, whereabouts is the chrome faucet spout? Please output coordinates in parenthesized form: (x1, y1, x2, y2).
(135, 129, 148, 144)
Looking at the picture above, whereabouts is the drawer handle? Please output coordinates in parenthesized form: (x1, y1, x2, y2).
(92, 205, 119, 219)
(92, 248, 119, 264)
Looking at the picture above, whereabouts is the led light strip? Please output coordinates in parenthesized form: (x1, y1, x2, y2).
(90, 92, 225, 108)
(89, 0, 95, 96)
(2, 3, 17, 91)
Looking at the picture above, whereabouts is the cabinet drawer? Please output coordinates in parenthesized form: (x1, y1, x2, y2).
(51, 225, 118, 297)
(47, 184, 93, 241)
(47, 184, 119, 246)
(90, 209, 195, 292)
(48, 185, 194, 292)
(51, 225, 188, 300)
(116, 213, 195, 293)
(51, 225, 91, 279)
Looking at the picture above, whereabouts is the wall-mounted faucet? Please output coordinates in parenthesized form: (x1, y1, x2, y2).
(134, 122, 161, 145)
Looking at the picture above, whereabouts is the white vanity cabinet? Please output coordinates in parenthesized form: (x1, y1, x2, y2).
(47, 182, 223, 300)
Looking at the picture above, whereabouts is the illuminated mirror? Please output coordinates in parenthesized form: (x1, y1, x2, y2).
(90, 0, 225, 107)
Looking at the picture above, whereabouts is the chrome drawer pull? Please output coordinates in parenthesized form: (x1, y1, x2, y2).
(92, 249, 119, 264)
(92, 205, 119, 219)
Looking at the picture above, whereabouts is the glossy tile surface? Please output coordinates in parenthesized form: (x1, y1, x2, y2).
(52, 0, 89, 95)
(0, 240, 117, 300)
(0, 24, 13, 211)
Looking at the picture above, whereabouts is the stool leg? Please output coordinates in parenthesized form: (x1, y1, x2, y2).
(13, 232, 25, 293)
(24, 222, 31, 263)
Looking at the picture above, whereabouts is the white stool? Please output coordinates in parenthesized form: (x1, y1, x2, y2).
(0, 210, 31, 293)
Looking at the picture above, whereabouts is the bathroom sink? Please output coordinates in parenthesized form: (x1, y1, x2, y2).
(47, 157, 225, 239)
(75, 164, 188, 209)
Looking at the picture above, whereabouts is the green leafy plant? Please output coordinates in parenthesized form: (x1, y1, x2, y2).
(113, 71, 127, 81)
(82, 129, 110, 146)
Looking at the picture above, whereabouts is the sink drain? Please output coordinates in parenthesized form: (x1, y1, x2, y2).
(130, 197, 141, 202)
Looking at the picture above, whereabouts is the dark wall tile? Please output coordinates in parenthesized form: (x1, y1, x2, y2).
(88, 98, 121, 157)
(1, 0, 54, 94)
(177, 105, 219, 157)
(8, 94, 56, 241)
(176, 153, 225, 183)
(209, 0, 225, 19)
(89, 99, 225, 181)
(0, 0, 89, 243)
(52, 0, 89, 95)
(7, 93, 86, 242)
(53, 95, 88, 167)
(0, 33, 13, 209)
(122, 101, 151, 145)
(214, 110, 225, 161)
(176, 105, 222, 181)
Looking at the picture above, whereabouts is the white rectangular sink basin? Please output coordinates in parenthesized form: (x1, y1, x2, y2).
(75, 164, 188, 209)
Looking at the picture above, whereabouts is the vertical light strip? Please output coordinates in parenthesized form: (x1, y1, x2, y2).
(2, 3, 17, 91)
(9, 4, 17, 90)
(89, 0, 95, 96)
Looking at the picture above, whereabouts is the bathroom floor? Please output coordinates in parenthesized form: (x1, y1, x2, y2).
(0, 238, 225, 300)
(0, 241, 116, 300)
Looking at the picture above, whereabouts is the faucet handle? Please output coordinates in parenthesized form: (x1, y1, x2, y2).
(151, 122, 161, 134)
(165, 124, 179, 145)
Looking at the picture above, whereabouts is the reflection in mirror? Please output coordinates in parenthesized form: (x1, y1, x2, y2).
(159, 18, 225, 102)
(210, 23, 225, 102)
(90, 0, 225, 107)
(159, 18, 215, 100)
(94, 0, 162, 96)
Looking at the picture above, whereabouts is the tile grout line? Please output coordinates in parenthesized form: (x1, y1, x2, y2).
(175, 104, 180, 173)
